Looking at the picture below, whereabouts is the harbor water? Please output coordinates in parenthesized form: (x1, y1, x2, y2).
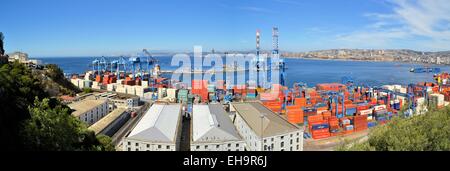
(36, 57, 450, 87)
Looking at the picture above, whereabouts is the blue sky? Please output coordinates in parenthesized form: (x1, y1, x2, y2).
(2, 0, 450, 56)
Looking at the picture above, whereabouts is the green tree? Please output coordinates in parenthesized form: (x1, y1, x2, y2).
(0, 32, 5, 55)
(0, 61, 48, 150)
(83, 87, 93, 93)
(21, 98, 115, 151)
(45, 64, 80, 95)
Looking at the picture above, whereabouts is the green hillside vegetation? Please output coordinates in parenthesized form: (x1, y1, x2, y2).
(0, 61, 114, 151)
(338, 106, 450, 151)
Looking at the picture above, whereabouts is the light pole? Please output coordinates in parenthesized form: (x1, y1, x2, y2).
(260, 113, 265, 151)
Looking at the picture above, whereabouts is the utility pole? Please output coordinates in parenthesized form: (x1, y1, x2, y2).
(260, 113, 265, 151)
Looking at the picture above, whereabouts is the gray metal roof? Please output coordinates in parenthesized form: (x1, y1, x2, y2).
(68, 98, 107, 117)
(127, 104, 182, 143)
(231, 102, 300, 137)
(192, 104, 241, 143)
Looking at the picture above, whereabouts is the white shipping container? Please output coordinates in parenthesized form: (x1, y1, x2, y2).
(107, 83, 116, 91)
(167, 88, 177, 99)
(158, 88, 167, 99)
(126, 85, 135, 95)
(430, 94, 445, 106)
(117, 79, 124, 85)
(374, 105, 387, 111)
(359, 109, 373, 115)
(399, 88, 407, 94)
(393, 85, 402, 90)
(381, 85, 394, 91)
(85, 72, 91, 80)
(141, 81, 149, 88)
(92, 83, 101, 90)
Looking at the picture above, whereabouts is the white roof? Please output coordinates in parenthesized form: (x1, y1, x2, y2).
(127, 104, 182, 143)
(192, 104, 241, 143)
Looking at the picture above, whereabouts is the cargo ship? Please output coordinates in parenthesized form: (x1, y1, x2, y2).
(410, 67, 441, 73)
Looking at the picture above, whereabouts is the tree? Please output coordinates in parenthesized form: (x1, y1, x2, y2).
(83, 87, 93, 93)
(21, 97, 115, 151)
(0, 61, 48, 150)
(0, 32, 4, 55)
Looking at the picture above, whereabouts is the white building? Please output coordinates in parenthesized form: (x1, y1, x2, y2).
(7, 51, 41, 65)
(88, 107, 129, 137)
(230, 102, 304, 151)
(68, 98, 109, 126)
(123, 104, 183, 151)
(191, 104, 245, 151)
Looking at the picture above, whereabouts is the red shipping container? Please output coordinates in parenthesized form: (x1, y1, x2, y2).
(308, 115, 324, 124)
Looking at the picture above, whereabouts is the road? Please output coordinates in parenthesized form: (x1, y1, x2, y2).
(303, 129, 370, 151)
(112, 101, 152, 150)
(179, 116, 191, 151)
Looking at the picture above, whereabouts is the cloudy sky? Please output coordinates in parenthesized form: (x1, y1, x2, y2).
(2, 0, 450, 56)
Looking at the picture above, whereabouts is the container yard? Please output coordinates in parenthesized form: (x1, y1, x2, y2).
(64, 27, 450, 151)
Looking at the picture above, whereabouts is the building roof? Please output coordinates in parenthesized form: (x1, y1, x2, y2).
(192, 104, 241, 143)
(231, 102, 300, 137)
(127, 104, 182, 143)
(88, 108, 127, 135)
(68, 98, 108, 117)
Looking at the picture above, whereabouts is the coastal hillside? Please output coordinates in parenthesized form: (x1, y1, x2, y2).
(0, 61, 113, 151)
(282, 49, 450, 65)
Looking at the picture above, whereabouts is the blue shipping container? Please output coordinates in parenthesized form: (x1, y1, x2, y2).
(346, 108, 357, 115)
(368, 122, 377, 128)
(312, 124, 329, 130)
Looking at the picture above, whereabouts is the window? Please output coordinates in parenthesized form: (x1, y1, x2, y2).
(281, 149, 284, 151)
(290, 147, 293, 151)
(297, 138, 299, 143)
(281, 142, 284, 148)
(271, 144, 274, 149)
(297, 132, 299, 136)
(147, 144, 150, 148)
(196, 146, 200, 149)
(236, 144, 239, 147)
(228, 149, 231, 151)
(264, 139, 267, 143)
(128, 148, 131, 151)
(158, 145, 161, 149)
(228, 144, 231, 147)
(205, 145, 208, 149)
(297, 145, 299, 150)
(216, 145, 220, 149)
(271, 138, 274, 142)
(236, 149, 239, 151)
(290, 139, 293, 145)
(264, 145, 267, 151)
(290, 134, 293, 138)
(128, 142, 130, 145)
(135, 143, 138, 146)
(166, 146, 170, 149)
(281, 136, 284, 140)
(135, 148, 139, 151)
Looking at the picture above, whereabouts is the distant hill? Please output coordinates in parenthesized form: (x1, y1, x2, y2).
(281, 49, 450, 65)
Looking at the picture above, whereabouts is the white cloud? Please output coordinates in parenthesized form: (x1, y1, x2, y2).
(338, 0, 450, 51)
(237, 6, 274, 14)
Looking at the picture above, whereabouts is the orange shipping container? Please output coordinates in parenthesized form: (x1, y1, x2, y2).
(308, 115, 324, 123)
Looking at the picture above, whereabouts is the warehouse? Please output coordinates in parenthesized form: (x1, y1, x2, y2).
(123, 104, 183, 151)
(68, 98, 109, 126)
(88, 108, 129, 137)
(230, 102, 303, 151)
(191, 104, 245, 151)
